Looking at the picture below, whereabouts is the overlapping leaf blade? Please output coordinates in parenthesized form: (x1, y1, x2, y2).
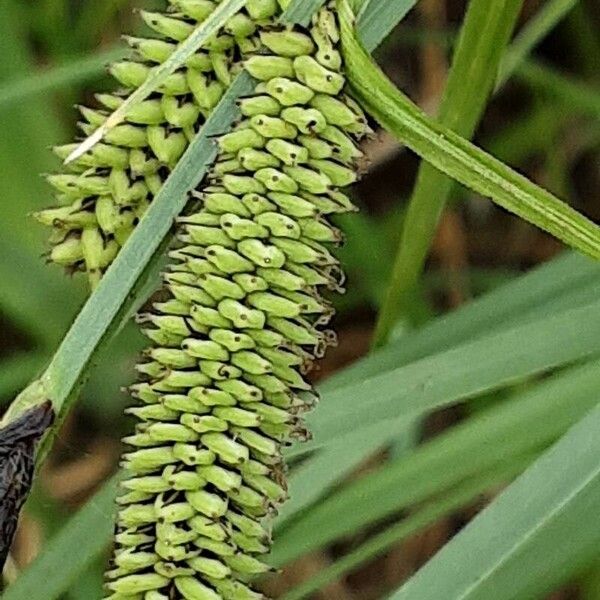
(390, 404, 600, 600)
(338, 0, 600, 262)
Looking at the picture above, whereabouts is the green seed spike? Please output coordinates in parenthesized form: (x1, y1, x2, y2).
(104, 4, 367, 600)
(37, 1, 246, 284)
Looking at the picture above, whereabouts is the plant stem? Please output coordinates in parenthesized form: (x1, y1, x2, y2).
(372, 0, 525, 347)
(340, 1, 600, 312)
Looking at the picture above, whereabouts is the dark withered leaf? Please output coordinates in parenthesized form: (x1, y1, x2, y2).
(0, 402, 54, 569)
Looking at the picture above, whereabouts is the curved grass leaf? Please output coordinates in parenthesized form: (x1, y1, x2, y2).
(65, 0, 248, 163)
(389, 402, 600, 600)
(338, 0, 600, 262)
(273, 358, 600, 564)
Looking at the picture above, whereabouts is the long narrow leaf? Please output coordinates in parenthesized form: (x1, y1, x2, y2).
(390, 403, 600, 600)
(338, 0, 600, 261)
(295, 299, 600, 455)
(372, 0, 525, 344)
(273, 359, 600, 563)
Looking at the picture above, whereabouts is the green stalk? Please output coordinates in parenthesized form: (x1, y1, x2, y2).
(372, 0, 524, 347)
(497, 0, 580, 87)
(339, 1, 600, 300)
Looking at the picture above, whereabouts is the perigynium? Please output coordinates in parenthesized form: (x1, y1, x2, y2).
(36, 1, 369, 598)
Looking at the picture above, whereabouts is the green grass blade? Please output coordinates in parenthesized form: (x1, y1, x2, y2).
(339, 1, 600, 262)
(389, 403, 600, 600)
(295, 298, 600, 455)
(332, 252, 600, 391)
(66, 0, 248, 163)
(0, 48, 125, 110)
(280, 460, 529, 600)
(357, 0, 419, 51)
(372, 0, 524, 346)
(374, 0, 523, 346)
(273, 359, 600, 563)
(1, 73, 254, 435)
(497, 0, 580, 87)
(1, 475, 120, 600)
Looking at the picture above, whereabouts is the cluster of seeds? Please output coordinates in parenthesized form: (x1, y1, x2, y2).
(104, 5, 369, 600)
(35, 0, 285, 288)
